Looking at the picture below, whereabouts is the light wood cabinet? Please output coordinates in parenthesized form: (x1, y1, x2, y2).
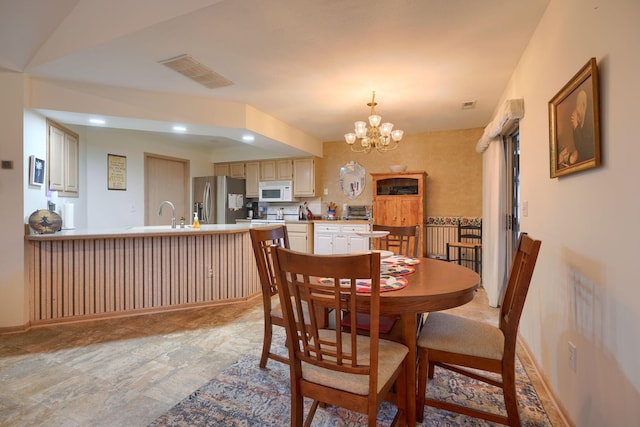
(229, 162, 245, 178)
(214, 163, 230, 176)
(276, 159, 293, 180)
(313, 222, 369, 254)
(214, 162, 245, 178)
(371, 171, 427, 256)
(287, 222, 313, 253)
(260, 160, 276, 181)
(214, 157, 315, 198)
(293, 158, 316, 197)
(260, 159, 292, 181)
(245, 162, 260, 197)
(47, 120, 78, 196)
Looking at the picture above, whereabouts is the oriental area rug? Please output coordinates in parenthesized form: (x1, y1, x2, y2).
(149, 331, 551, 426)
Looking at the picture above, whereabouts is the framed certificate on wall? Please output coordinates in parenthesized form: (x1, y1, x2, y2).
(107, 154, 127, 190)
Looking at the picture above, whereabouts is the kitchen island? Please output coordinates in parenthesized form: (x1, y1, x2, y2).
(25, 224, 260, 326)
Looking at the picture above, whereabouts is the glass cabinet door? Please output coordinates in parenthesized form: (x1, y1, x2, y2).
(375, 177, 419, 195)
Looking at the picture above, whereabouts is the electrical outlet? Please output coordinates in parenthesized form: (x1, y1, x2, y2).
(568, 342, 577, 372)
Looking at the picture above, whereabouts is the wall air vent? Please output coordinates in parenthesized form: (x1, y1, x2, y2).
(158, 54, 234, 89)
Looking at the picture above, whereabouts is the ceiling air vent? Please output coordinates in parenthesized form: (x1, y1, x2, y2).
(159, 54, 233, 90)
(461, 100, 476, 109)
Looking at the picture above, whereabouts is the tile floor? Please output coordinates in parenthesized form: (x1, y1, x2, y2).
(0, 288, 565, 426)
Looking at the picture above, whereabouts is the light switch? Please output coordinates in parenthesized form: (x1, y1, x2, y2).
(323, 188, 328, 196)
(521, 201, 528, 217)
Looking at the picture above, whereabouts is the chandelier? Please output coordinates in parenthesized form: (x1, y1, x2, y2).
(344, 91, 404, 153)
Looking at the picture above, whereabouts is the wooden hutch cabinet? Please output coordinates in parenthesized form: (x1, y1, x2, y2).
(371, 171, 427, 256)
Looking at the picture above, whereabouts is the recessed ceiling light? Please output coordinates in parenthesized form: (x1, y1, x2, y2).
(172, 125, 187, 132)
(242, 135, 255, 142)
(89, 118, 106, 124)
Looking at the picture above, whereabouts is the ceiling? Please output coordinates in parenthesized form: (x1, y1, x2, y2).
(1, 0, 549, 155)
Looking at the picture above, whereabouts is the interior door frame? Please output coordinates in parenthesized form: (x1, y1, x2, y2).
(144, 152, 190, 225)
(504, 129, 520, 262)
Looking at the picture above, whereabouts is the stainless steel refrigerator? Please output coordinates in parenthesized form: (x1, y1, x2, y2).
(193, 176, 246, 224)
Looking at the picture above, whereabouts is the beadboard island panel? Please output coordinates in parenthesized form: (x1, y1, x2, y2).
(25, 226, 259, 325)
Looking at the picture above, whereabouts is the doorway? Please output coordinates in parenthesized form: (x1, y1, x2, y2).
(504, 130, 520, 261)
(144, 153, 190, 226)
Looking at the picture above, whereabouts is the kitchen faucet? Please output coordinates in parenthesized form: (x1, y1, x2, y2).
(157, 200, 176, 228)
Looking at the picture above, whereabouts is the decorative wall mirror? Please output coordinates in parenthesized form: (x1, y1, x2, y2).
(339, 161, 366, 199)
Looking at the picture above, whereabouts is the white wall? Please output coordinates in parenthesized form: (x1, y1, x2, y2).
(499, 0, 640, 425)
(83, 126, 215, 228)
(23, 110, 48, 216)
(23, 113, 218, 230)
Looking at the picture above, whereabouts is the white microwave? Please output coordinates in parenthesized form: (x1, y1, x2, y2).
(259, 180, 294, 202)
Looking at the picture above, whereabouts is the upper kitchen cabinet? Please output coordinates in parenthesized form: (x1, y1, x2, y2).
(229, 162, 246, 178)
(371, 171, 427, 255)
(293, 158, 316, 197)
(47, 120, 79, 197)
(214, 157, 314, 198)
(245, 161, 260, 198)
(213, 163, 229, 176)
(260, 159, 293, 181)
(214, 162, 245, 178)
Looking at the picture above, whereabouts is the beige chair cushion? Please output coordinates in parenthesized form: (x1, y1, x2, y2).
(270, 295, 285, 319)
(271, 295, 310, 323)
(418, 312, 504, 360)
(301, 329, 408, 396)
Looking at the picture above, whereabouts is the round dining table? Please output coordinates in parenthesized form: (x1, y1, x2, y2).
(374, 257, 480, 426)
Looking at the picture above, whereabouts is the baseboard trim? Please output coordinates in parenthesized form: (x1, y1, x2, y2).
(0, 322, 32, 335)
(517, 336, 574, 427)
(1, 293, 261, 335)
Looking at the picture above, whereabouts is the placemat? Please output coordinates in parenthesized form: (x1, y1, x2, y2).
(383, 265, 415, 276)
(318, 276, 408, 293)
(382, 255, 421, 266)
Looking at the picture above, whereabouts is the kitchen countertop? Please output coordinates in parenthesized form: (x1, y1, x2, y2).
(312, 219, 370, 224)
(26, 220, 372, 241)
(25, 223, 253, 240)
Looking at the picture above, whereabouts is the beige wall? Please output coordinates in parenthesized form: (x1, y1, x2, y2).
(0, 72, 27, 328)
(498, 1, 640, 425)
(318, 127, 483, 218)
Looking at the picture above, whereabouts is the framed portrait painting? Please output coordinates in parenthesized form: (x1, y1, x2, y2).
(549, 57, 601, 178)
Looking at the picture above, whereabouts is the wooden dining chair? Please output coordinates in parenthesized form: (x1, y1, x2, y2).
(249, 225, 291, 368)
(342, 224, 421, 339)
(272, 247, 409, 427)
(416, 232, 541, 426)
(373, 224, 421, 258)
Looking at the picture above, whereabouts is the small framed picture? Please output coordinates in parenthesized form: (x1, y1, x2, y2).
(548, 57, 601, 178)
(107, 154, 127, 190)
(29, 155, 45, 186)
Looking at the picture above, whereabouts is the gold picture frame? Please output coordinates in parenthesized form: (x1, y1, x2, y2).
(107, 154, 127, 190)
(549, 57, 601, 178)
